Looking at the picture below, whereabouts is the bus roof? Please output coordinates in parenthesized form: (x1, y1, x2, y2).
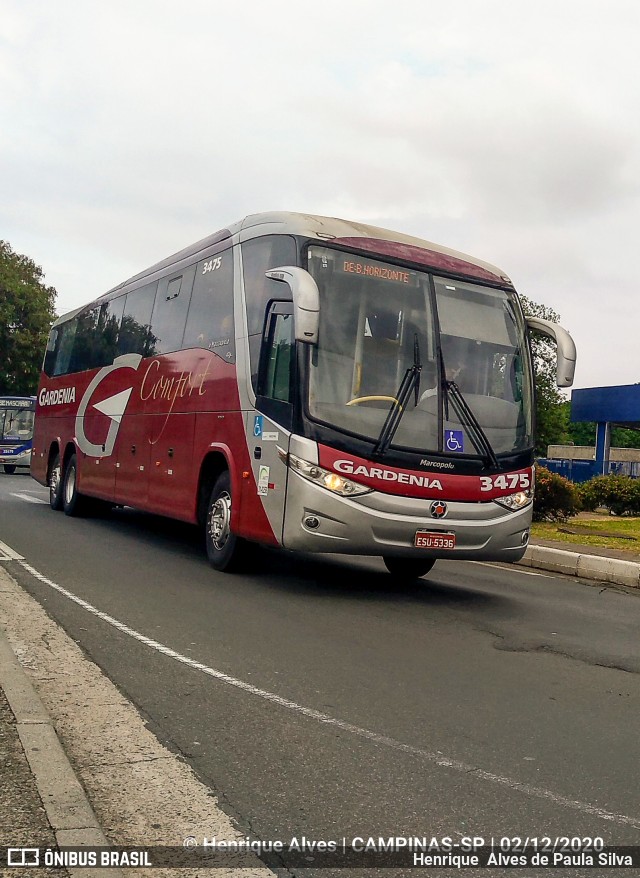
(53, 212, 513, 326)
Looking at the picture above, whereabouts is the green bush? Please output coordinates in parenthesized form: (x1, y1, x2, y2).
(533, 466, 580, 522)
(577, 474, 640, 516)
(577, 476, 607, 512)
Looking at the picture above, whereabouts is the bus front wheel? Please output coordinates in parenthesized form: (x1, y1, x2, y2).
(3, 464, 17, 474)
(205, 472, 247, 572)
(383, 556, 435, 579)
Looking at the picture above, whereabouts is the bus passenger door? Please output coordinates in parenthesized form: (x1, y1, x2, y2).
(245, 303, 295, 545)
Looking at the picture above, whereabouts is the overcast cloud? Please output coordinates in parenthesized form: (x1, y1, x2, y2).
(1, 0, 639, 390)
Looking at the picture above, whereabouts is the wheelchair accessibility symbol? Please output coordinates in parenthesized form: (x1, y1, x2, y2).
(253, 415, 263, 438)
(445, 430, 464, 452)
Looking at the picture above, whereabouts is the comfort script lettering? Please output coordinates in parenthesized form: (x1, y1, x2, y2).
(139, 359, 212, 444)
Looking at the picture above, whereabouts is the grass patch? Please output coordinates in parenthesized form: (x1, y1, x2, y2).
(531, 514, 640, 553)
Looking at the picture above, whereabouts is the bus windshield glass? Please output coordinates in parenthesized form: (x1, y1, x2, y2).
(0, 401, 35, 443)
(306, 247, 533, 457)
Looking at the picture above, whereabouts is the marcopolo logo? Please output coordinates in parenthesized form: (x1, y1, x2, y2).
(76, 354, 143, 458)
(334, 459, 443, 491)
(420, 459, 455, 470)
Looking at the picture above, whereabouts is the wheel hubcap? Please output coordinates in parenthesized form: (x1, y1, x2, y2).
(64, 467, 76, 506)
(209, 491, 231, 550)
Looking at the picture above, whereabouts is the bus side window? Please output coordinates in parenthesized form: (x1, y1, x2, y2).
(52, 321, 78, 376)
(256, 303, 295, 430)
(68, 307, 101, 373)
(44, 328, 60, 376)
(241, 235, 297, 390)
(259, 308, 294, 403)
(150, 266, 196, 355)
(97, 296, 126, 363)
(117, 282, 158, 357)
(183, 248, 234, 358)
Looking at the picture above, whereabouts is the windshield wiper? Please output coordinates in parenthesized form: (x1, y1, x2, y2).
(373, 334, 421, 458)
(443, 380, 499, 469)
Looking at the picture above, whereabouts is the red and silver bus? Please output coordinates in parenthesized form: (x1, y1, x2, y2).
(32, 212, 576, 578)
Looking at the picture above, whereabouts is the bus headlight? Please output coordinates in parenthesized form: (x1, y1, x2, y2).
(287, 453, 372, 497)
(494, 490, 532, 511)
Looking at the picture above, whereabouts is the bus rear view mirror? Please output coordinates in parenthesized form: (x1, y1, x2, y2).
(525, 316, 577, 387)
(265, 266, 319, 344)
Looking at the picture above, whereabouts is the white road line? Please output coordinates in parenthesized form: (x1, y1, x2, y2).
(11, 492, 48, 504)
(8, 551, 640, 831)
(0, 540, 25, 560)
(480, 562, 552, 578)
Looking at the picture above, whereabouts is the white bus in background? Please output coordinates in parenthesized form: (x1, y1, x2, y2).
(0, 396, 36, 474)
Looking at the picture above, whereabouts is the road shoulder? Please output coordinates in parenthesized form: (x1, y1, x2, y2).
(0, 563, 271, 877)
(521, 541, 640, 588)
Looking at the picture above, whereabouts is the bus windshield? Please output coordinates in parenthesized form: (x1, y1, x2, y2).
(0, 402, 35, 443)
(306, 246, 533, 457)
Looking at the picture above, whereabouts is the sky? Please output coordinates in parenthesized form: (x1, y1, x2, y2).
(1, 0, 638, 391)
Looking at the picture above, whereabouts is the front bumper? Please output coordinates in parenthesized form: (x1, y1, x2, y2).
(0, 449, 31, 468)
(283, 470, 531, 562)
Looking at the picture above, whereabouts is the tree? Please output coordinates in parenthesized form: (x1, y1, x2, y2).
(612, 426, 640, 448)
(520, 295, 570, 456)
(562, 400, 596, 445)
(0, 241, 57, 395)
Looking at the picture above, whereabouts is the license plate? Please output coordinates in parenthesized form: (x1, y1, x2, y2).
(414, 531, 456, 549)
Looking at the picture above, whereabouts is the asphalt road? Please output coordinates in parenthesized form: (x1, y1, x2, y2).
(2, 471, 640, 867)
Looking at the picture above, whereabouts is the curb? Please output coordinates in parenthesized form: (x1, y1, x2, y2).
(520, 545, 640, 588)
(0, 629, 124, 878)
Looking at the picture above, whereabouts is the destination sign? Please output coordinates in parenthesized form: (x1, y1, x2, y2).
(341, 258, 413, 285)
(0, 398, 34, 408)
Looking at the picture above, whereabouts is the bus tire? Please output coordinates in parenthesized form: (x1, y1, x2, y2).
(49, 453, 64, 510)
(62, 453, 88, 517)
(3, 464, 17, 474)
(205, 471, 246, 572)
(383, 556, 435, 579)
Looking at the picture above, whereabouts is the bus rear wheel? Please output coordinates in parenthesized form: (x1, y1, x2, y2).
(3, 464, 17, 474)
(62, 453, 88, 517)
(205, 472, 247, 572)
(49, 454, 64, 510)
(383, 556, 435, 579)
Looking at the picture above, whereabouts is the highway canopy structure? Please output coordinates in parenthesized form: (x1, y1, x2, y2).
(571, 383, 640, 475)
